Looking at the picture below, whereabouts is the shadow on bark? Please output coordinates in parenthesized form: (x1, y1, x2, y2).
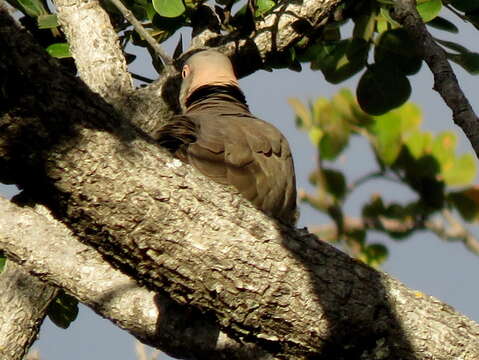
(0, 8, 418, 360)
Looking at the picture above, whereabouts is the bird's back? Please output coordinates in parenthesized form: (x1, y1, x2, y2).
(155, 85, 297, 225)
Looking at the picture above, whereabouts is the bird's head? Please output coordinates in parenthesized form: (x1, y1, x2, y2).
(179, 50, 239, 109)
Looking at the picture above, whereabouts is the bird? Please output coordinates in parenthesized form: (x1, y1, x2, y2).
(154, 49, 297, 225)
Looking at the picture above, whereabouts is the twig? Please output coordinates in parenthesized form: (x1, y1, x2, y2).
(308, 211, 479, 256)
(131, 72, 154, 83)
(392, 0, 479, 159)
(427, 209, 479, 255)
(108, 0, 174, 70)
(444, 3, 468, 22)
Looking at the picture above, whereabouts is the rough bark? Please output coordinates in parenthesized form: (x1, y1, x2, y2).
(0, 261, 58, 360)
(1, 8, 479, 360)
(53, 0, 133, 104)
(0, 197, 270, 359)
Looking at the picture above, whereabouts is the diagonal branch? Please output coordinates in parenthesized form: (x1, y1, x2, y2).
(392, 0, 479, 158)
(108, 0, 174, 70)
(2, 8, 479, 358)
(53, 0, 133, 103)
(0, 197, 271, 359)
(0, 261, 57, 360)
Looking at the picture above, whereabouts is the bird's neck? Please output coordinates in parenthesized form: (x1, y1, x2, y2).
(184, 84, 249, 113)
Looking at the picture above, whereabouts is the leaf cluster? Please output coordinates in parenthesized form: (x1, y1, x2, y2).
(294, 0, 479, 115)
(290, 89, 479, 266)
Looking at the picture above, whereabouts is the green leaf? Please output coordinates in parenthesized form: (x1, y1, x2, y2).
(448, 52, 479, 74)
(17, 0, 46, 17)
(371, 111, 403, 165)
(353, 13, 376, 41)
(374, 29, 422, 75)
(357, 64, 412, 115)
(405, 131, 433, 159)
(449, 186, 479, 221)
(449, 0, 479, 12)
(331, 88, 373, 127)
(426, 16, 459, 33)
(255, 0, 275, 16)
(362, 195, 386, 219)
(363, 243, 389, 267)
(313, 99, 351, 160)
(416, 0, 442, 22)
(0, 253, 5, 274)
(46, 43, 71, 58)
(442, 153, 476, 186)
(376, 16, 389, 33)
(321, 168, 347, 200)
(308, 127, 323, 146)
(431, 131, 457, 166)
(37, 14, 59, 29)
(437, 39, 471, 53)
(48, 292, 79, 329)
(379, 6, 400, 27)
(288, 98, 312, 128)
(314, 38, 370, 84)
(398, 102, 422, 133)
(152, 0, 185, 18)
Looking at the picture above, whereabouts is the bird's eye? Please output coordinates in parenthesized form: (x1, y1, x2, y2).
(182, 66, 189, 78)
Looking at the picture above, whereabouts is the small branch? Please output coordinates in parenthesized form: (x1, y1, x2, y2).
(0, 262, 58, 360)
(392, 0, 479, 158)
(426, 209, 479, 255)
(309, 210, 479, 256)
(108, 0, 174, 70)
(349, 171, 386, 191)
(131, 72, 154, 84)
(444, 3, 468, 22)
(54, 0, 133, 102)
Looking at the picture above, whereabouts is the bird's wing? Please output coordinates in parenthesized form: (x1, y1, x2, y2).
(189, 113, 297, 224)
(154, 112, 297, 224)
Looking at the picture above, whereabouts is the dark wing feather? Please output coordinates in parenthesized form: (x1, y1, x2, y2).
(154, 111, 297, 224)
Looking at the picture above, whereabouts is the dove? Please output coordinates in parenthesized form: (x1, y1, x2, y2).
(155, 50, 297, 225)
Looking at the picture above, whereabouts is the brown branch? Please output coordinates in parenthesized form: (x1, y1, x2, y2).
(309, 212, 479, 255)
(53, 0, 133, 103)
(107, 0, 174, 70)
(0, 261, 58, 360)
(392, 0, 479, 158)
(0, 197, 271, 360)
(2, 4, 479, 360)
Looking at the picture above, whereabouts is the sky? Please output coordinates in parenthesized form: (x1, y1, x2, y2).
(2, 7, 479, 360)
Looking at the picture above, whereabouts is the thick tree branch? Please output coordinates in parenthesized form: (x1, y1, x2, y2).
(220, 0, 341, 77)
(0, 197, 271, 360)
(54, 0, 133, 103)
(392, 0, 479, 158)
(0, 262, 58, 360)
(1, 9, 479, 359)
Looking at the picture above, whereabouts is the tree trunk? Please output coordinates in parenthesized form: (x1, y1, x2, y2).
(1, 4, 479, 360)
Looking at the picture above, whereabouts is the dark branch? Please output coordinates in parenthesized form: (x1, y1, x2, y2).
(392, 0, 479, 158)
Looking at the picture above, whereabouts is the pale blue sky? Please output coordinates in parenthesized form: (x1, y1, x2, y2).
(2, 8, 479, 360)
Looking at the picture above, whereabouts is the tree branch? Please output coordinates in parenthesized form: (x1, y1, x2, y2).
(53, 0, 133, 103)
(309, 213, 479, 256)
(107, 0, 174, 69)
(2, 8, 479, 358)
(3, 3, 479, 359)
(392, 0, 479, 158)
(0, 197, 271, 360)
(219, 0, 341, 77)
(0, 261, 58, 360)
